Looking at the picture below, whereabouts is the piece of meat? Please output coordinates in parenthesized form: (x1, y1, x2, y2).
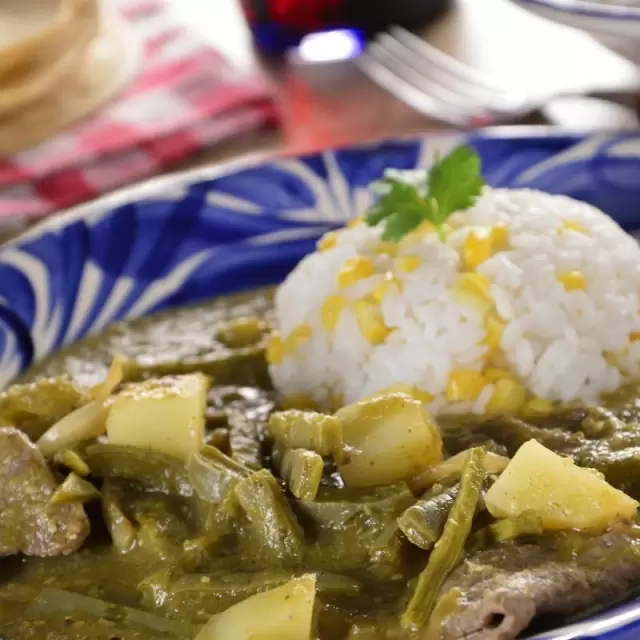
(439, 529, 640, 640)
(0, 427, 89, 557)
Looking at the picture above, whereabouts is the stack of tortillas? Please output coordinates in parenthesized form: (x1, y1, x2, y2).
(0, 0, 140, 155)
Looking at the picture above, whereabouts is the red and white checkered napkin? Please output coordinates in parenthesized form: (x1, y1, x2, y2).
(0, 0, 279, 220)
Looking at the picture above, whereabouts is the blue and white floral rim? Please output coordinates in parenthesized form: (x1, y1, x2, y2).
(3, 127, 640, 638)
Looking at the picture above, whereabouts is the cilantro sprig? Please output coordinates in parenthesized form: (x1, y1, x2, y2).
(365, 145, 485, 242)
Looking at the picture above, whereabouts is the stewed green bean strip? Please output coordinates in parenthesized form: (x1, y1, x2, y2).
(268, 410, 344, 462)
(101, 482, 137, 554)
(187, 446, 250, 504)
(187, 446, 252, 540)
(397, 484, 460, 550)
(86, 444, 193, 497)
(402, 447, 486, 630)
(409, 450, 508, 494)
(52, 448, 90, 476)
(207, 427, 230, 452)
(489, 511, 543, 543)
(215, 316, 267, 349)
(281, 448, 324, 500)
(227, 411, 263, 470)
(161, 570, 361, 614)
(50, 473, 100, 506)
(26, 587, 189, 637)
(234, 469, 304, 566)
(270, 441, 286, 474)
(118, 347, 270, 388)
(200, 444, 252, 475)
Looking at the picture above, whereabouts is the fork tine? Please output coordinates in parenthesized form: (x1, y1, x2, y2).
(366, 33, 498, 118)
(359, 41, 494, 127)
(380, 31, 523, 113)
(388, 26, 514, 98)
(367, 42, 484, 120)
(376, 33, 500, 105)
(359, 25, 531, 126)
(358, 52, 482, 127)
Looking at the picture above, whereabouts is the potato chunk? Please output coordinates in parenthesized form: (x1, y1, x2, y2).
(195, 574, 317, 640)
(336, 393, 442, 488)
(107, 374, 209, 461)
(485, 439, 639, 531)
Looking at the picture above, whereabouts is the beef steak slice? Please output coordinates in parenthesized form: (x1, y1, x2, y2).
(0, 427, 89, 557)
(439, 529, 640, 640)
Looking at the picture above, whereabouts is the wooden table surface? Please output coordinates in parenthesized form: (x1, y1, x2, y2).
(2, 0, 640, 243)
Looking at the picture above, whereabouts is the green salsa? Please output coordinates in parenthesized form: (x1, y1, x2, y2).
(1, 289, 640, 640)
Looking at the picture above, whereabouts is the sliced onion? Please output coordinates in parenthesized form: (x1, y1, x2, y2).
(37, 356, 125, 457)
(409, 449, 510, 494)
(89, 354, 126, 402)
(37, 402, 109, 457)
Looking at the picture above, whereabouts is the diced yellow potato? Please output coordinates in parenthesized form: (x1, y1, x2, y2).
(195, 574, 317, 640)
(336, 394, 442, 488)
(364, 384, 433, 404)
(485, 439, 639, 531)
(107, 374, 210, 461)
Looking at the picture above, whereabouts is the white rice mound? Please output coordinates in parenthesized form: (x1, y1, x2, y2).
(269, 184, 640, 415)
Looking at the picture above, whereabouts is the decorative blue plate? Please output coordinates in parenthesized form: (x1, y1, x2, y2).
(511, 0, 640, 65)
(2, 128, 640, 639)
(516, 0, 640, 22)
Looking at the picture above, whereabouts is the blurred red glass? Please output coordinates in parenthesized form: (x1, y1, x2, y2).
(241, 0, 351, 53)
(241, 0, 453, 55)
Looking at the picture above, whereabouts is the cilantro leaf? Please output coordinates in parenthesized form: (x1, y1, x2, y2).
(380, 209, 424, 242)
(427, 145, 485, 220)
(365, 177, 428, 240)
(364, 145, 485, 242)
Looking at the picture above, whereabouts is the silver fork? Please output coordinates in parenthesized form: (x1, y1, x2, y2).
(356, 26, 581, 127)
